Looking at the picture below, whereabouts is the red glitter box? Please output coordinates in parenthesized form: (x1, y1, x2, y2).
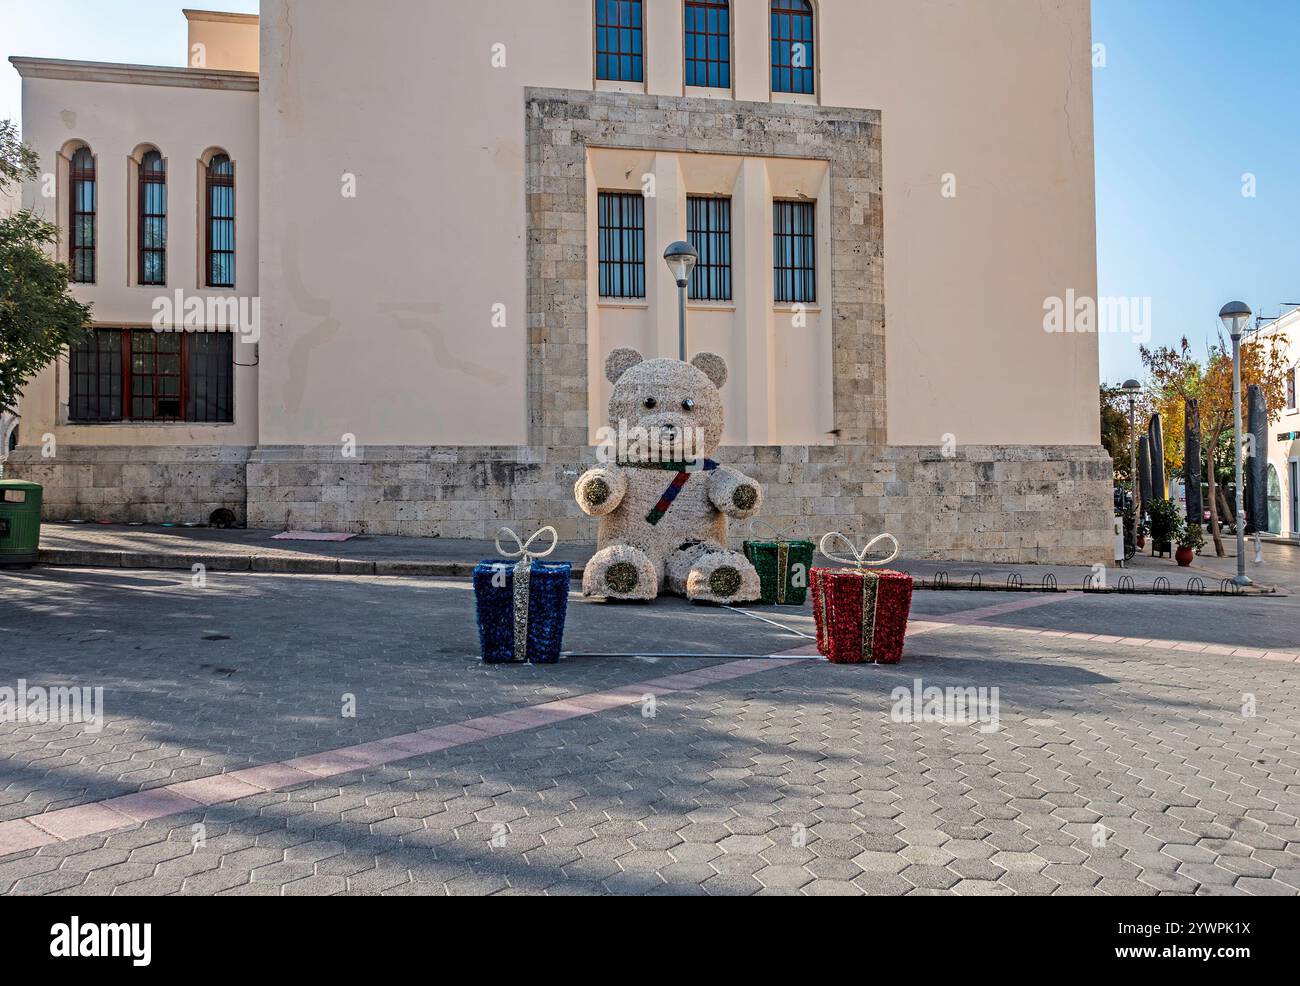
(810, 567, 914, 664)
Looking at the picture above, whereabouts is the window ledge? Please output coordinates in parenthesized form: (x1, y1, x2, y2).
(684, 86, 733, 100)
(595, 79, 646, 95)
(597, 299, 649, 310)
(773, 304, 821, 314)
(64, 421, 237, 427)
(687, 302, 736, 312)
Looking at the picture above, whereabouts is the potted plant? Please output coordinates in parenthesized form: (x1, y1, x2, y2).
(1176, 522, 1205, 567)
(1147, 498, 1181, 558)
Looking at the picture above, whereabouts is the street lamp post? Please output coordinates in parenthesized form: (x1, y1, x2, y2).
(663, 241, 698, 361)
(1219, 300, 1252, 586)
(1121, 379, 1141, 519)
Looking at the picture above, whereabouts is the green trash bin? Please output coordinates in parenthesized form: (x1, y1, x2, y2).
(0, 480, 43, 566)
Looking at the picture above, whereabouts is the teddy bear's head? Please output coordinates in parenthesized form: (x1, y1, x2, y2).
(605, 347, 728, 460)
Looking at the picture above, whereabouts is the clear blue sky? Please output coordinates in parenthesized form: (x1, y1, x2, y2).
(1093, 0, 1300, 384)
(2, 0, 1297, 389)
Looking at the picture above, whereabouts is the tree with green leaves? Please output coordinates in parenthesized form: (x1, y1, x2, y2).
(0, 118, 92, 421)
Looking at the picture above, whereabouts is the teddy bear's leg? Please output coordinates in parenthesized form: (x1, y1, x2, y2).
(680, 547, 762, 604)
(582, 543, 660, 601)
(664, 540, 714, 597)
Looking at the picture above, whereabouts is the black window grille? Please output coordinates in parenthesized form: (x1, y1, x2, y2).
(206, 154, 235, 288)
(773, 199, 816, 304)
(598, 191, 646, 298)
(595, 0, 644, 82)
(139, 150, 167, 286)
(771, 0, 815, 95)
(187, 332, 234, 423)
(68, 329, 121, 422)
(685, 1, 731, 89)
(68, 328, 233, 424)
(69, 146, 96, 284)
(687, 196, 732, 301)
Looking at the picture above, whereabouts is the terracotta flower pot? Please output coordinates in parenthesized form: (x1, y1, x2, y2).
(1137, 535, 1146, 549)
(1175, 546, 1194, 567)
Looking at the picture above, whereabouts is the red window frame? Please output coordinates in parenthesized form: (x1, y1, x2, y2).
(205, 154, 235, 288)
(684, 0, 731, 89)
(771, 0, 816, 95)
(68, 328, 234, 424)
(138, 150, 167, 286)
(128, 330, 185, 422)
(69, 146, 96, 284)
(595, 0, 644, 83)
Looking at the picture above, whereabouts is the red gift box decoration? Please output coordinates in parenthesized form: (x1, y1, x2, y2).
(811, 532, 914, 665)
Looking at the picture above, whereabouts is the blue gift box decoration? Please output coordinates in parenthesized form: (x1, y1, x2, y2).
(473, 526, 570, 664)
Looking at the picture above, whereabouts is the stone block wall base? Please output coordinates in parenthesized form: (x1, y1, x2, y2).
(3, 446, 252, 526)
(244, 444, 1113, 565)
(6, 443, 1113, 565)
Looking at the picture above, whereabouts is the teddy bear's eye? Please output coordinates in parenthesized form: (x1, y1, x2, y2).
(643, 397, 657, 409)
(681, 398, 695, 411)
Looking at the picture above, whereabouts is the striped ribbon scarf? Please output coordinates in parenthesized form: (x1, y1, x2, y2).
(621, 459, 719, 526)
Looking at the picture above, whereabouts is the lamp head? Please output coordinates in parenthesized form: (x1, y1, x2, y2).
(663, 240, 698, 287)
(1218, 301, 1251, 340)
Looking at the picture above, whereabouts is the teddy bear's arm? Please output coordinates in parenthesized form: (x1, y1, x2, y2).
(707, 466, 763, 519)
(574, 464, 628, 517)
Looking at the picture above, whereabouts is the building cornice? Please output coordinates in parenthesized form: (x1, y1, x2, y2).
(7, 57, 258, 91)
(182, 9, 260, 25)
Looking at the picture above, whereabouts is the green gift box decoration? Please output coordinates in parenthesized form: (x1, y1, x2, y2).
(742, 521, 815, 606)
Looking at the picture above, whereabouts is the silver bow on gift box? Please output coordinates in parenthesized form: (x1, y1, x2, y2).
(817, 531, 900, 569)
(494, 525, 559, 663)
(816, 530, 902, 663)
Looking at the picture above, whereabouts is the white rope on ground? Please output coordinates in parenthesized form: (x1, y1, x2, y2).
(722, 604, 817, 640)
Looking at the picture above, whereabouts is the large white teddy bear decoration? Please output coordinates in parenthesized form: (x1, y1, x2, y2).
(575, 347, 764, 603)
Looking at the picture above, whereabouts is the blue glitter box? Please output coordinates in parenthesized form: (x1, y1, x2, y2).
(472, 559, 571, 664)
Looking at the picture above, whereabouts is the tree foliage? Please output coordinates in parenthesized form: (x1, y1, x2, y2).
(0, 118, 92, 414)
(1140, 332, 1291, 555)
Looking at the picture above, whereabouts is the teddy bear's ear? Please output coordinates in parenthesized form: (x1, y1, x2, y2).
(605, 347, 644, 384)
(690, 351, 728, 389)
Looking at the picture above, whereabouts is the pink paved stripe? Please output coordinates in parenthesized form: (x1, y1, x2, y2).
(939, 593, 1082, 623)
(914, 616, 1300, 663)
(0, 657, 791, 859)
(0, 818, 59, 855)
(104, 789, 204, 823)
(28, 802, 134, 841)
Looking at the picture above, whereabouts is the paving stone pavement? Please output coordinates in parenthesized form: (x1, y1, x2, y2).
(1, 569, 1298, 895)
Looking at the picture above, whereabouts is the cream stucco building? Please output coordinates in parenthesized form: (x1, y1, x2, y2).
(6, 1, 1111, 562)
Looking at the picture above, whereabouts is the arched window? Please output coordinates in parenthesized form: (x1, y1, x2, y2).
(684, 1, 730, 89)
(595, 0, 643, 83)
(205, 153, 235, 288)
(771, 0, 815, 95)
(138, 150, 166, 286)
(69, 146, 96, 283)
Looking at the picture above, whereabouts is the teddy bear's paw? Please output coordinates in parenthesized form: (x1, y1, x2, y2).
(582, 544, 659, 600)
(684, 551, 762, 605)
(574, 467, 627, 517)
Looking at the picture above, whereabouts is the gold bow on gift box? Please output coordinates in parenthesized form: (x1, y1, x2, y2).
(750, 520, 802, 603)
(494, 525, 558, 663)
